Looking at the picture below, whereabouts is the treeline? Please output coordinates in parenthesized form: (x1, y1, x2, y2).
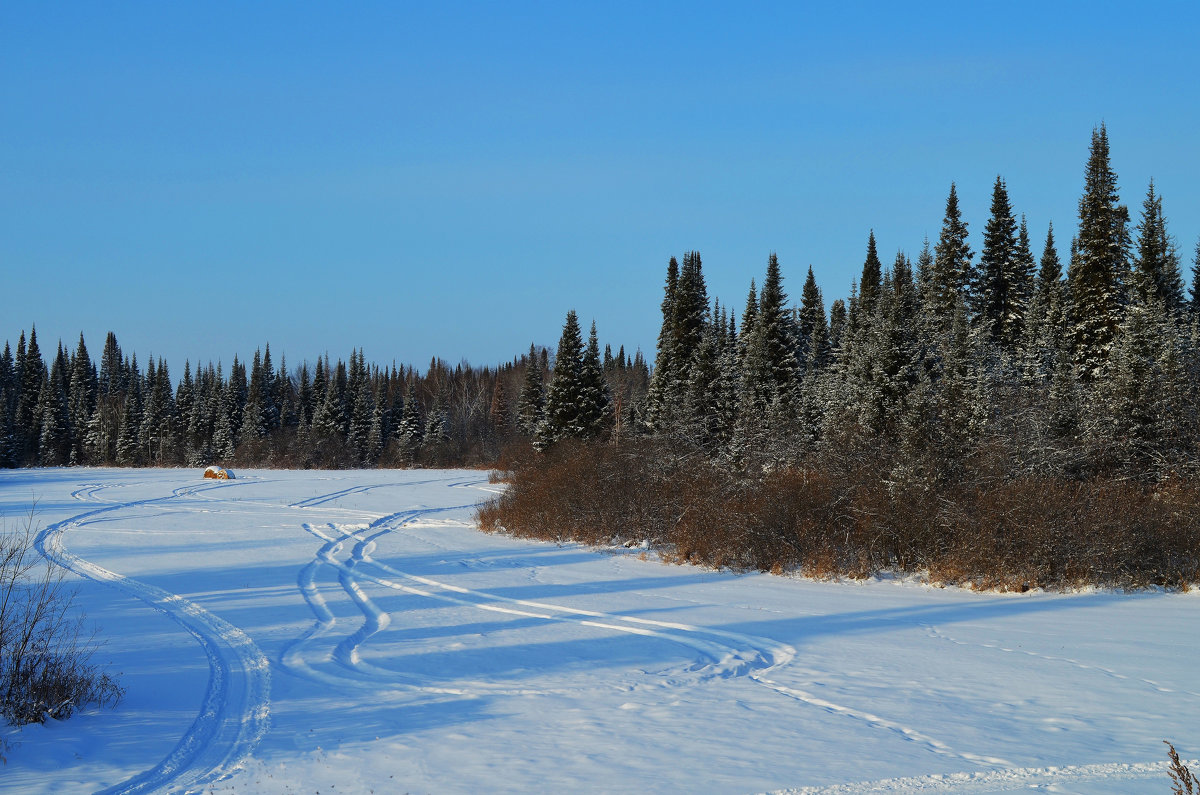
(482, 125, 1200, 589)
(0, 327, 648, 470)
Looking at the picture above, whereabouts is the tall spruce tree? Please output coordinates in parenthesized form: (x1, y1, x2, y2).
(930, 183, 973, 331)
(516, 344, 545, 435)
(859, 232, 883, 317)
(17, 327, 45, 463)
(973, 176, 1019, 345)
(1132, 179, 1184, 313)
(797, 266, 828, 368)
(1070, 124, 1127, 377)
(538, 310, 588, 446)
(644, 257, 680, 430)
(578, 321, 611, 438)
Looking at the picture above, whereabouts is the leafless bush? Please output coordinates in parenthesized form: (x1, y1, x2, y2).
(1, 509, 123, 755)
(479, 441, 1200, 591)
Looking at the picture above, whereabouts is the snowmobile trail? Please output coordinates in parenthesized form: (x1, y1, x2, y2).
(297, 511, 1010, 771)
(35, 483, 271, 795)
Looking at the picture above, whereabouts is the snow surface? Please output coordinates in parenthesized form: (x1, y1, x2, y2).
(0, 467, 1196, 794)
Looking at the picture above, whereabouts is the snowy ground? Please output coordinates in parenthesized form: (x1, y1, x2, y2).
(0, 468, 1196, 794)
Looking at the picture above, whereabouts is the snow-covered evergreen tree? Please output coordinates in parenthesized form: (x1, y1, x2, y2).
(1069, 124, 1127, 378)
(930, 183, 973, 332)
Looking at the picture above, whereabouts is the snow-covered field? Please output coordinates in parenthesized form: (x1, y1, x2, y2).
(0, 468, 1196, 794)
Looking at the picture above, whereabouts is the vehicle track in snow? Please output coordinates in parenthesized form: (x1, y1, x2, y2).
(37, 480, 271, 795)
(302, 480, 1190, 792)
(285, 503, 1014, 772)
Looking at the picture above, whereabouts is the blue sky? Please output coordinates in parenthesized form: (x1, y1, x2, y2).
(3, 1, 1199, 372)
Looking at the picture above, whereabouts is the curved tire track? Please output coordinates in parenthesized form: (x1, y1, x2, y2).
(36, 485, 271, 794)
(347, 509, 1016, 769)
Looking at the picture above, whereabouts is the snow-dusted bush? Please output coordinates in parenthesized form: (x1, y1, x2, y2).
(0, 510, 123, 739)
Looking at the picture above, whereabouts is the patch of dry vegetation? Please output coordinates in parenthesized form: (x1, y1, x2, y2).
(478, 440, 1200, 591)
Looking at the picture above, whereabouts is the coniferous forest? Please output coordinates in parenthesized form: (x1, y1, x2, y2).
(6, 126, 1200, 588)
(481, 125, 1200, 591)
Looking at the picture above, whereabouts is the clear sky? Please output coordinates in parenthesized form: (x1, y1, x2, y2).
(3, 1, 1199, 373)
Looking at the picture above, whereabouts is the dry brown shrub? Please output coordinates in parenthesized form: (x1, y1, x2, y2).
(478, 440, 1200, 590)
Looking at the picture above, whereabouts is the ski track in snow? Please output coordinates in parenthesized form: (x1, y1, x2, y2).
(36, 480, 272, 795)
